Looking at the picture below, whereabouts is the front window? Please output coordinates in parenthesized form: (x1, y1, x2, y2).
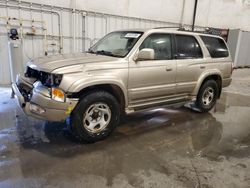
(88, 31, 143, 57)
(139, 33, 172, 60)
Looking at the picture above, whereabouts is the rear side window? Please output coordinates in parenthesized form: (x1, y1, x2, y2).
(175, 35, 203, 59)
(200, 36, 229, 58)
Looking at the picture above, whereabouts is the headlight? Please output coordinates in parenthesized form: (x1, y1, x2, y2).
(51, 87, 65, 102)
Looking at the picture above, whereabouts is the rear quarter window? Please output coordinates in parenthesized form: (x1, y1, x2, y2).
(200, 36, 229, 58)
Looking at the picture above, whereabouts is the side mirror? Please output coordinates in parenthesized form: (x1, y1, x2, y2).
(135, 48, 155, 61)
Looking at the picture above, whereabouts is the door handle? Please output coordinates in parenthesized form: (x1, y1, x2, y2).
(166, 67, 173, 71)
(200, 65, 206, 69)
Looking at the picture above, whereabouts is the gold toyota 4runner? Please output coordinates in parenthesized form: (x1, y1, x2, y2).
(12, 28, 233, 143)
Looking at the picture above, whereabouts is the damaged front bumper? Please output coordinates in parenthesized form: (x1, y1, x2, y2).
(12, 75, 79, 122)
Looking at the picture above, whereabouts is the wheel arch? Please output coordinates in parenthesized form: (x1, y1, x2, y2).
(193, 72, 222, 98)
(69, 83, 127, 113)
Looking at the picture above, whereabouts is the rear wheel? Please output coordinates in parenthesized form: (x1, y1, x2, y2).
(70, 90, 120, 143)
(196, 80, 219, 112)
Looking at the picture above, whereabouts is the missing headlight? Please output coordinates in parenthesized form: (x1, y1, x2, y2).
(40, 72, 63, 87)
(25, 67, 63, 87)
(53, 74, 63, 86)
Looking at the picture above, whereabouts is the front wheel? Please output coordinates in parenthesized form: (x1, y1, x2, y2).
(196, 80, 219, 112)
(70, 90, 120, 143)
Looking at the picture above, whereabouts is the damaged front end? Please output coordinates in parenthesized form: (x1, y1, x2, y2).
(12, 66, 79, 122)
(25, 66, 63, 88)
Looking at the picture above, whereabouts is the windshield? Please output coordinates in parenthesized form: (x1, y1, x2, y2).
(88, 31, 143, 57)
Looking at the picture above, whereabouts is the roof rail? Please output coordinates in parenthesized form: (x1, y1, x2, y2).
(154, 26, 181, 29)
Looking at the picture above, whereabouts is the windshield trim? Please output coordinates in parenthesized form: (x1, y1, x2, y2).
(88, 31, 144, 58)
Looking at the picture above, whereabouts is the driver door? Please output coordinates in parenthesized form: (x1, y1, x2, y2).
(128, 33, 177, 106)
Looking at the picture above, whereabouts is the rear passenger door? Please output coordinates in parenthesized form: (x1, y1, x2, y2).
(174, 34, 204, 95)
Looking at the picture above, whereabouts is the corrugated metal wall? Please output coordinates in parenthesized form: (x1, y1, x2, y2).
(0, 0, 182, 85)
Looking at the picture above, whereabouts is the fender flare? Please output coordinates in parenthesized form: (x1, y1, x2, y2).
(192, 70, 223, 96)
(68, 79, 128, 106)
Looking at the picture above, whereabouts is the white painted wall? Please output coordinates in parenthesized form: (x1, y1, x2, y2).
(23, 0, 250, 31)
(0, 0, 249, 85)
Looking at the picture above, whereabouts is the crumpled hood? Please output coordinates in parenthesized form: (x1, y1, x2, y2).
(27, 53, 119, 73)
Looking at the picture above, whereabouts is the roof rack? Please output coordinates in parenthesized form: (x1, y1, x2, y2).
(153, 26, 221, 36)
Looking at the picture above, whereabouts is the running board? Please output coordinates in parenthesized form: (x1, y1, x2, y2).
(125, 100, 189, 114)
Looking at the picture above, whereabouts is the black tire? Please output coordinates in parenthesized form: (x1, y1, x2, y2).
(70, 90, 120, 143)
(196, 80, 219, 112)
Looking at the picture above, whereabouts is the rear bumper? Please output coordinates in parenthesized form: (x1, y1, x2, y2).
(222, 78, 232, 87)
(12, 75, 79, 122)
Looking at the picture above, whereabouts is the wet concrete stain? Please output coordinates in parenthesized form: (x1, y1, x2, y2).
(0, 87, 250, 188)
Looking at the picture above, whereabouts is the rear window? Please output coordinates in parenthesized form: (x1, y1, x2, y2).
(175, 35, 203, 59)
(200, 36, 229, 58)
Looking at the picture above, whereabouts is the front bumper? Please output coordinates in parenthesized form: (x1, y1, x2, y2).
(12, 75, 79, 122)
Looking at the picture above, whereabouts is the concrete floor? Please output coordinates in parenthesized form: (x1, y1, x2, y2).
(0, 69, 250, 188)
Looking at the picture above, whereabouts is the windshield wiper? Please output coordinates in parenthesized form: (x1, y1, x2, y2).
(87, 49, 95, 54)
(87, 50, 121, 57)
(96, 50, 115, 56)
